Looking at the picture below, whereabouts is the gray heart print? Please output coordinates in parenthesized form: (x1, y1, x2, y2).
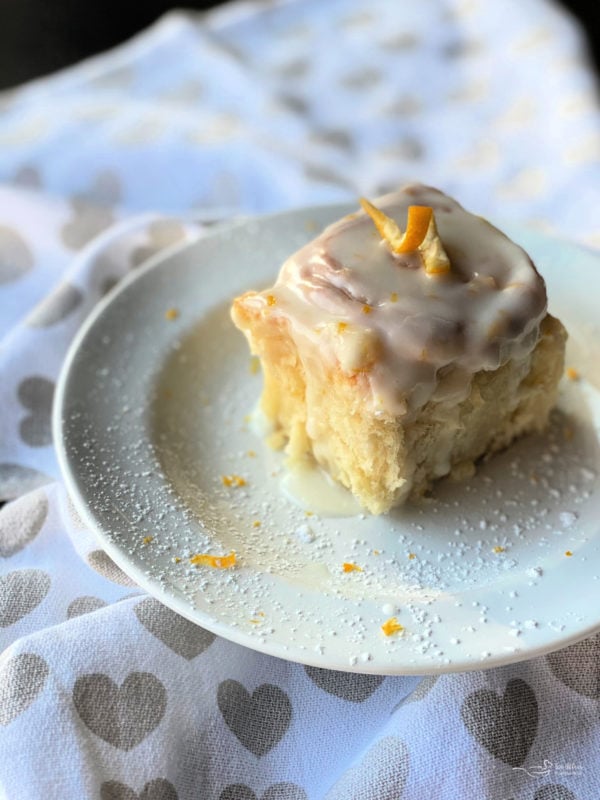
(308, 127, 352, 150)
(100, 778, 178, 800)
(0, 463, 50, 501)
(304, 666, 384, 702)
(219, 783, 308, 800)
(130, 220, 187, 268)
(534, 785, 577, 800)
(67, 596, 108, 619)
(26, 282, 83, 328)
(73, 671, 167, 750)
(0, 569, 51, 627)
(461, 678, 538, 766)
(217, 680, 292, 757)
(86, 550, 137, 586)
(325, 736, 410, 799)
(547, 633, 600, 699)
(339, 67, 382, 90)
(219, 786, 254, 800)
(0, 653, 49, 725)
(17, 377, 55, 447)
(0, 488, 48, 557)
(401, 676, 439, 705)
(0, 225, 34, 284)
(65, 494, 88, 530)
(61, 203, 115, 250)
(134, 598, 215, 659)
(304, 163, 354, 190)
(390, 676, 438, 715)
(61, 170, 121, 250)
(12, 165, 42, 188)
(89, 67, 134, 90)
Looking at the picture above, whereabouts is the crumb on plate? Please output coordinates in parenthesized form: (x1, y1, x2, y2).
(221, 474, 247, 488)
(190, 551, 236, 569)
(381, 617, 404, 636)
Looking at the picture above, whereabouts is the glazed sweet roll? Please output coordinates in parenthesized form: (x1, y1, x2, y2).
(231, 183, 567, 514)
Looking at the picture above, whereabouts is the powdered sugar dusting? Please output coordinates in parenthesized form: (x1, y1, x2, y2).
(57, 207, 600, 674)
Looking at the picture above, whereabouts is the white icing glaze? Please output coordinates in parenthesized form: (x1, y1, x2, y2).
(244, 184, 547, 417)
(280, 459, 363, 517)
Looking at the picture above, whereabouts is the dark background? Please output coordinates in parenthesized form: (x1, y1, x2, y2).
(0, 0, 599, 91)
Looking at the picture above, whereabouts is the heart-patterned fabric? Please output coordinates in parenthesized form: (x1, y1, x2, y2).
(0, 1, 599, 798)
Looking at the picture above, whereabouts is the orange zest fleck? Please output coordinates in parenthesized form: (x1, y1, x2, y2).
(362, 305, 372, 314)
(408, 553, 416, 560)
(249, 357, 260, 375)
(266, 294, 277, 306)
(389, 292, 398, 302)
(337, 321, 348, 333)
(398, 205, 434, 252)
(566, 367, 580, 381)
(342, 562, 363, 573)
(493, 546, 505, 553)
(221, 474, 247, 488)
(173, 557, 181, 563)
(247, 450, 256, 457)
(381, 617, 404, 636)
(565, 550, 573, 557)
(142, 536, 153, 545)
(252, 520, 261, 528)
(190, 551, 236, 569)
(165, 307, 179, 321)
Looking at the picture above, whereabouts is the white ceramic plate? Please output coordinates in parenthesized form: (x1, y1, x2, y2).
(54, 204, 600, 675)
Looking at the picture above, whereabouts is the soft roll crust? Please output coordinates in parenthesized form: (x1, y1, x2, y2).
(232, 296, 566, 513)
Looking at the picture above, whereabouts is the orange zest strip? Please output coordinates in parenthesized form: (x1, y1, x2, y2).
(397, 205, 434, 252)
(359, 197, 451, 275)
(342, 562, 363, 573)
(410, 205, 451, 275)
(359, 197, 404, 250)
(381, 616, 404, 636)
(190, 551, 236, 569)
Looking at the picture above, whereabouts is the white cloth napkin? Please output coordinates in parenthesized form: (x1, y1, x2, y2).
(1, 1, 599, 798)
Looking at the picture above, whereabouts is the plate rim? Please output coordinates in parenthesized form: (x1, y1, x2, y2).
(53, 204, 600, 675)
